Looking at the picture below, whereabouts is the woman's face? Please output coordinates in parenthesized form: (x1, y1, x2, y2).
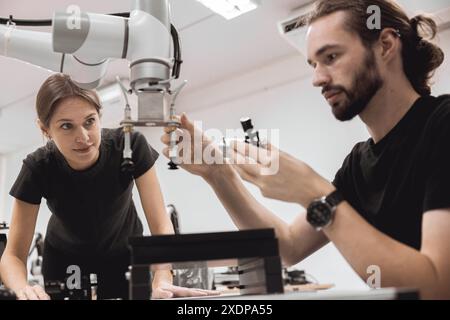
(44, 96, 101, 170)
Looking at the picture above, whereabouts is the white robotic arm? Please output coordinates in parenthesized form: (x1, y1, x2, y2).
(0, 23, 108, 89)
(1, 0, 175, 89)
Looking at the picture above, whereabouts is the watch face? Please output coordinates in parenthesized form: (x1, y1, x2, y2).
(307, 201, 332, 228)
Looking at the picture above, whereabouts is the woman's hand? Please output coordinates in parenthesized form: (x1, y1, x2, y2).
(152, 282, 220, 299)
(15, 284, 50, 300)
(151, 269, 219, 299)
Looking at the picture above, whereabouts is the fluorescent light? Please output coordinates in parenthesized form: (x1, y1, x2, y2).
(196, 0, 260, 20)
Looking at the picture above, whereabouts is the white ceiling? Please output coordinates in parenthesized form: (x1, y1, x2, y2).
(0, 0, 306, 154)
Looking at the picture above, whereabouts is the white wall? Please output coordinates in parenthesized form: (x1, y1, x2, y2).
(0, 155, 6, 223)
(432, 29, 450, 96)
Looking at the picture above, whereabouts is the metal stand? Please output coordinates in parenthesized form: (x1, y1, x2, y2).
(1, 224, 8, 288)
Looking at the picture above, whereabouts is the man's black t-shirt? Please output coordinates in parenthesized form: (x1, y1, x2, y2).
(10, 128, 159, 256)
(333, 95, 450, 250)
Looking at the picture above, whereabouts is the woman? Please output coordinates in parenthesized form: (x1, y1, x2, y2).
(0, 74, 215, 300)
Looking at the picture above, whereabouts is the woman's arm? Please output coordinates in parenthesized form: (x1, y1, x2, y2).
(135, 166, 174, 291)
(135, 166, 174, 236)
(0, 199, 49, 299)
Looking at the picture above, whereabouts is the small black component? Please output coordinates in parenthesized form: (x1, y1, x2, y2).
(240, 117, 260, 147)
(168, 160, 179, 170)
(121, 159, 135, 173)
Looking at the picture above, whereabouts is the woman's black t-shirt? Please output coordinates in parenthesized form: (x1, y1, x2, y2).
(10, 128, 159, 256)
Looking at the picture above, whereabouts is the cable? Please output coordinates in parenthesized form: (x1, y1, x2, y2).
(0, 15, 51, 26)
(171, 24, 183, 79)
(28, 233, 43, 257)
(0, 12, 131, 26)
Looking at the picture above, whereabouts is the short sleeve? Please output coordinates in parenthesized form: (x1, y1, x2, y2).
(9, 163, 44, 205)
(131, 131, 159, 179)
(332, 151, 354, 194)
(423, 104, 450, 212)
(331, 143, 364, 213)
(332, 167, 344, 190)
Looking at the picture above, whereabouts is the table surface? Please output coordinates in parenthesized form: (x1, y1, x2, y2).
(168, 287, 418, 300)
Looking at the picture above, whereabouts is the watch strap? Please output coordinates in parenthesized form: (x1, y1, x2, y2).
(325, 189, 344, 207)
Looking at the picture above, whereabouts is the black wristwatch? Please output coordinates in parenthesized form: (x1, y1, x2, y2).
(306, 189, 344, 230)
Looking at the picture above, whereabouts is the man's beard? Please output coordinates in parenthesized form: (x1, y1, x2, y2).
(328, 50, 383, 121)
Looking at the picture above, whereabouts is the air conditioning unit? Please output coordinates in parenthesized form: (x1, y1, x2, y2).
(434, 6, 450, 31)
(277, 1, 316, 56)
(278, 1, 450, 56)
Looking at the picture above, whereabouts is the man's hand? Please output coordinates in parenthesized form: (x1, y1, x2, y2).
(15, 284, 50, 300)
(230, 141, 335, 207)
(152, 282, 220, 299)
(161, 113, 225, 179)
